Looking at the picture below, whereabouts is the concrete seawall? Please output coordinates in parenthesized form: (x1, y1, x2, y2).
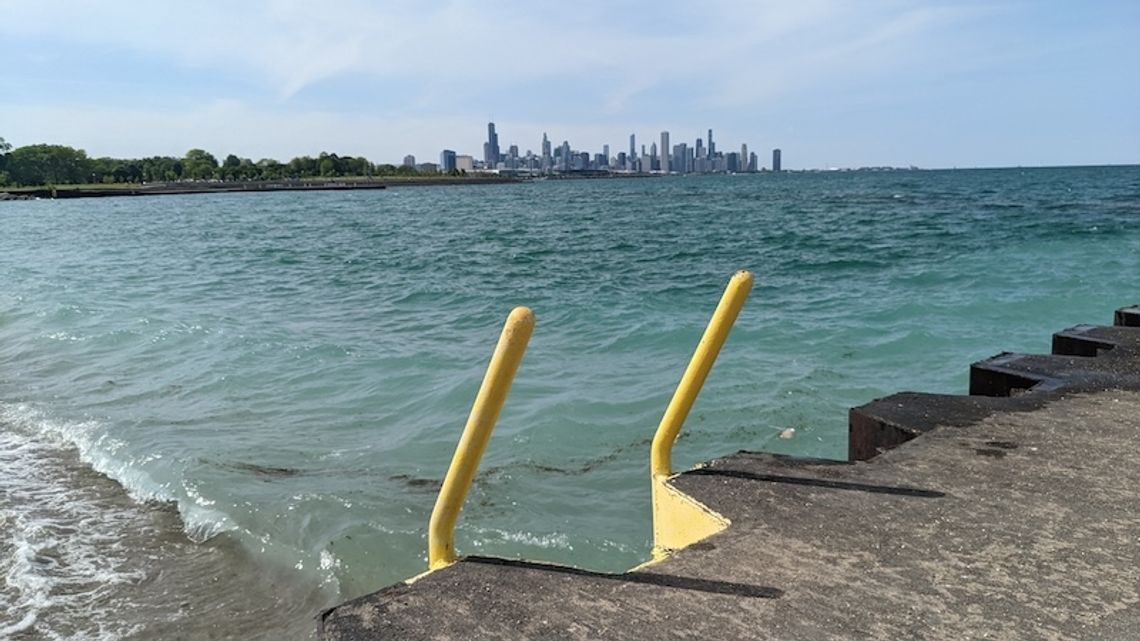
(320, 306, 1140, 640)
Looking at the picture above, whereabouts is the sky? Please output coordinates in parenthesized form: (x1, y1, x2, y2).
(0, 0, 1137, 169)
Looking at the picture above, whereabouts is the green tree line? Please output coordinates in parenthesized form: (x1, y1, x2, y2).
(0, 138, 447, 187)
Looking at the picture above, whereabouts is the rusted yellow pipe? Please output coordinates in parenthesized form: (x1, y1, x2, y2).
(427, 306, 535, 570)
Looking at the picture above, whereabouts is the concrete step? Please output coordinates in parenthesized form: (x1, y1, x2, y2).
(1052, 324, 1121, 356)
(970, 339, 1140, 397)
(848, 392, 1020, 461)
(1115, 304, 1140, 327)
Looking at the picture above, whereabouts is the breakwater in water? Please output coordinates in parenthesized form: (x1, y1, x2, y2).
(0, 166, 1137, 639)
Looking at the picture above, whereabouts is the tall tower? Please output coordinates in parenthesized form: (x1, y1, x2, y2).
(629, 134, 636, 160)
(541, 132, 552, 171)
(772, 148, 782, 172)
(708, 128, 715, 157)
(485, 122, 501, 167)
(741, 144, 748, 171)
(660, 131, 670, 173)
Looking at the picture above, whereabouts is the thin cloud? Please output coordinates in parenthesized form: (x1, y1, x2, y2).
(0, 0, 870, 103)
(2, 1, 1133, 167)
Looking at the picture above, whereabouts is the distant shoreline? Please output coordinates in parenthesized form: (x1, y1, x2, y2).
(0, 176, 524, 201)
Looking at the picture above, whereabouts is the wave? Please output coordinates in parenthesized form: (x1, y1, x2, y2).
(0, 402, 337, 640)
(0, 425, 148, 640)
(0, 402, 229, 639)
(0, 403, 237, 544)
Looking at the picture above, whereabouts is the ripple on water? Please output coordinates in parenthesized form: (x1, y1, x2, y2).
(0, 167, 1138, 638)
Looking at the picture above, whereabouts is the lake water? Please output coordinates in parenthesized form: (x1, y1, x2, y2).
(2, 167, 1138, 639)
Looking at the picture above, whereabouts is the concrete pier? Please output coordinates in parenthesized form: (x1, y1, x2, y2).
(320, 309, 1140, 640)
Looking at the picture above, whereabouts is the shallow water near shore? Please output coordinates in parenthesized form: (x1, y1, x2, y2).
(1, 167, 1138, 639)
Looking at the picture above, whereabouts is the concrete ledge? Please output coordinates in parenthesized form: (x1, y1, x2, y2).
(320, 306, 1140, 640)
(851, 320, 1140, 461)
(1115, 305, 1140, 327)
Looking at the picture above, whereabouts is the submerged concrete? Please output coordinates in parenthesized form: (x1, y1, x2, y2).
(321, 310, 1140, 640)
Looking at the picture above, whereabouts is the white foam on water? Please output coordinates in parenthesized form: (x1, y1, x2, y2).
(468, 526, 574, 551)
(0, 402, 237, 544)
(0, 424, 146, 640)
(0, 402, 335, 640)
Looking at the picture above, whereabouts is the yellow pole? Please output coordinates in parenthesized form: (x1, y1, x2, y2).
(651, 270, 753, 479)
(428, 306, 535, 570)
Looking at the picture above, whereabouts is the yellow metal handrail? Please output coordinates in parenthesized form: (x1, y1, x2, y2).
(650, 270, 753, 554)
(651, 270, 753, 477)
(427, 306, 535, 570)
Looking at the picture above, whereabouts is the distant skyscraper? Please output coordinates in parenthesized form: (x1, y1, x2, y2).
(740, 144, 747, 170)
(726, 152, 740, 172)
(673, 143, 688, 174)
(485, 122, 501, 167)
(403, 154, 416, 167)
(772, 148, 782, 172)
(660, 131, 670, 173)
(696, 138, 705, 159)
(541, 133, 552, 171)
(629, 134, 636, 160)
(439, 149, 457, 172)
(603, 144, 610, 164)
(708, 129, 715, 157)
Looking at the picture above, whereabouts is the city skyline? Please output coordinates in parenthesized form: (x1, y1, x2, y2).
(0, 2, 1136, 169)
(428, 122, 774, 175)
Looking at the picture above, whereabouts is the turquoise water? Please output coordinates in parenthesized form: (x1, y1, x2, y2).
(2, 167, 1138, 639)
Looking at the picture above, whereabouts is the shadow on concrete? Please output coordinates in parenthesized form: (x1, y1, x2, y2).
(688, 468, 946, 498)
(467, 556, 783, 599)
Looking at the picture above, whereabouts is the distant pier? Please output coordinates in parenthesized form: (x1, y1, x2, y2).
(320, 306, 1140, 640)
